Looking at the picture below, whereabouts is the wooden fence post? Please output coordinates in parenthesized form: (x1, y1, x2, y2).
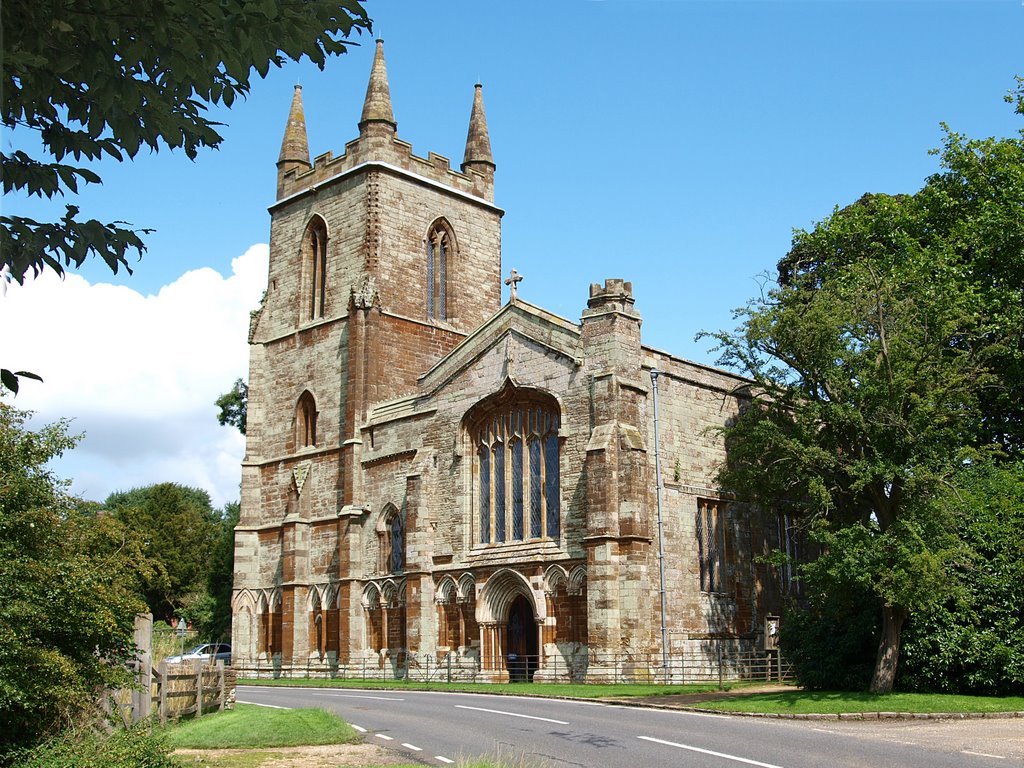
(157, 661, 168, 726)
(218, 661, 225, 712)
(196, 660, 204, 718)
(132, 613, 153, 723)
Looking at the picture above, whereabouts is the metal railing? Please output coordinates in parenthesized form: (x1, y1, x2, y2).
(235, 647, 791, 687)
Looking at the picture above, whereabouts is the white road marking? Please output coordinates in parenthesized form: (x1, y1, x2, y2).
(638, 736, 783, 768)
(311, 692, 404, 701)
(602, 704, 727, 718)
(811, 728, 832, 733)
(401, 743, 422, 751)
(435, 757, 455, 764)
(235, 700, 290, 709)
(375, 734, 394, 741)
(454, 704, 569, 724)
(351, 724, 367, 733)
(963, 751, 1005, 760)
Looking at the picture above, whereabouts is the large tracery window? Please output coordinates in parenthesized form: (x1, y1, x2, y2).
(471, 394, 560, 545)
(303, 216, 328, 321)
(426, 220, 454, 321)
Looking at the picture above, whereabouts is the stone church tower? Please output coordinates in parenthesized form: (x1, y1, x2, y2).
(233, 41, 794, 682)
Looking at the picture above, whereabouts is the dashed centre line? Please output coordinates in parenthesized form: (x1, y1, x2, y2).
(454, 704, 569, 724)
(638, 736, 783, 768)
(401, 743, 422, 751)
(311, 692, 404, 701)
(434, 757, 455, 765)
(350, 724, 367, 733)
(963, 750, 1005, 760)
(374, 734, 394, 741)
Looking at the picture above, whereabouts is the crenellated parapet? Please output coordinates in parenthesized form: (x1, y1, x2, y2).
(274, 133, 496, 208)
(274, 39, 496, 207)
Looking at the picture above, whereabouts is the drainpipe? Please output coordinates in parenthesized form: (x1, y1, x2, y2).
(650, 369, 669, 678)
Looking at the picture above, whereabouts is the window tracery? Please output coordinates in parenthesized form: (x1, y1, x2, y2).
(425, 219, 454, 321)
(470, 395, 560, 545)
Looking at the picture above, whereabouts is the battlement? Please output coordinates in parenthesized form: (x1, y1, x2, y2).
(276, 131, 495, 207)
(587, 279, 635, 307)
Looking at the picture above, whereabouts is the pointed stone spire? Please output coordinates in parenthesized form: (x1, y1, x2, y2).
(358, 38, 396, 136)
(462, 83, 494, 173)
(277, 84, 311, 198)
(278, 84, 311, 170)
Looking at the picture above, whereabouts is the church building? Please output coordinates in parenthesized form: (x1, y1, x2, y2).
(231, 40, 795, 681)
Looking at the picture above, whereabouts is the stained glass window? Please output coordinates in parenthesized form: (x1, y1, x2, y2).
(470, 394, 560, 545)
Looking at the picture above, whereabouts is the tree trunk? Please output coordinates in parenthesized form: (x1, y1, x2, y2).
(869, 605, 907, 694)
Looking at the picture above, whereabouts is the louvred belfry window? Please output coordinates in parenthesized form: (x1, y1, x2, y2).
(303, 216, 328, 320)
(426, 220, 454, 321)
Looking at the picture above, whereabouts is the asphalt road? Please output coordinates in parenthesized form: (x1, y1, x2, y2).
(237, 686, 1020, 767)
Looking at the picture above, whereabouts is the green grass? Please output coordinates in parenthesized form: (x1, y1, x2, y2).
(238, 677, 750, 698)
(164, 704, 360, 749)
(707, 690, 1024, 715)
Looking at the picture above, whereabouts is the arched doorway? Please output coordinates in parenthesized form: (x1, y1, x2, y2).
(506, 594, 538, 682)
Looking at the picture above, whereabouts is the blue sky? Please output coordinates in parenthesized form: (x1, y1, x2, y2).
(3, 0, 1022, 506)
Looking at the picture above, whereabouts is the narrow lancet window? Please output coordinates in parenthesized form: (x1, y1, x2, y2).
(303, 217, 328, 321)
(425, 219, 454, 321)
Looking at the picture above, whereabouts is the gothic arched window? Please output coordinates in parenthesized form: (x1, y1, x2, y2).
(378, 506, 405, 573)
(468, 390, 560, 545)
(296, 390, 317, 448)
(425, 219, 454, 321)
(303, 216, 328, 320)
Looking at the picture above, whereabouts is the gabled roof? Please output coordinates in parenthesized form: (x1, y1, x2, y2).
(418, 298, 581, 398)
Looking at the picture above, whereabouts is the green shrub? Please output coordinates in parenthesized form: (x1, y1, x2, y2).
(780, 590, 879, 691)
(898, 463, 1024, 695)
(8, 727, 174, 768)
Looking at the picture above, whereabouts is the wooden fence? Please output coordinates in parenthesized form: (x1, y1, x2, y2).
(100, 614, 235, 727)
(152, 659, 234, 725)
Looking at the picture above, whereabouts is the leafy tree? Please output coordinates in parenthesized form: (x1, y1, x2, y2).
(702, 83, 1024, 693)
(1, 0, 370, 392)
(206, 501, 240, 641)
(898, 462, 1024, 695)
(0, 401, 147, 753)
(216, 379, 248, 435)
(105, 483, 220, 623)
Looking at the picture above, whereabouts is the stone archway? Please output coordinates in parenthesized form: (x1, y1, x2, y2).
(506, 594, 538, 682)
(477, 569, 544, 681)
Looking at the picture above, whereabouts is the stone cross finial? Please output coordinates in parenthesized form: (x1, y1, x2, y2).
(504, 268, 524, 300)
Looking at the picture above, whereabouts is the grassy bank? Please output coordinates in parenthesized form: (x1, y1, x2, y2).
(164, 704, 360, 749)
(706, 690, 1024, 715)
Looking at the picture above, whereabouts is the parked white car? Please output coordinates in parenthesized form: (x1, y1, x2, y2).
(165, 643, 231, 665)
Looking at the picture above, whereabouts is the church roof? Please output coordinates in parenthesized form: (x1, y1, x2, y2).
(418, 297, 581, 398)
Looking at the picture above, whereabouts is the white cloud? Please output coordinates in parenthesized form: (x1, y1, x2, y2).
(0, 245, 268, 508)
